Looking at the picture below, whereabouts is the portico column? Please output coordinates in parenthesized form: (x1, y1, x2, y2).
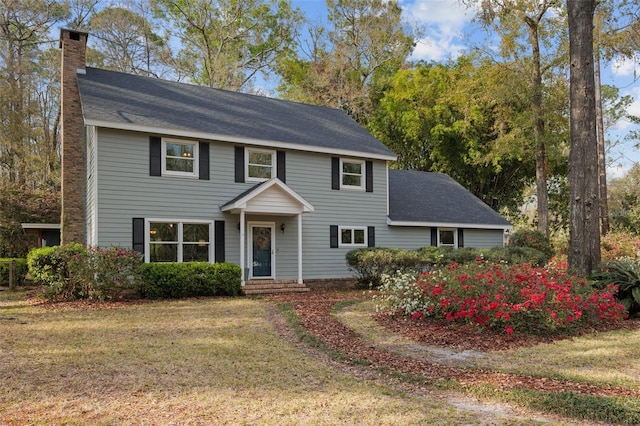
(297, 213, 303, 284)
(240, 210, 246, 285)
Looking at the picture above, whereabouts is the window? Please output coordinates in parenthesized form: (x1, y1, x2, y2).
(438, 228, 457, 248)
(339, 226, 367, 247)
(162, 139, 199, 177)
(246, 148, 275, 182)
(340, 159, 365, 189)
(147, 220, 212, 262)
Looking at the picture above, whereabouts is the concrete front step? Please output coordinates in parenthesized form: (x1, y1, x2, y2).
(242, 280, 310, 295)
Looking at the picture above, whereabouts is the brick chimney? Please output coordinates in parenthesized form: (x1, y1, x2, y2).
(60, 29, 89, 245)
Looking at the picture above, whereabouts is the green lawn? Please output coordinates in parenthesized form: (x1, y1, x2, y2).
(0, 291, 523, 425)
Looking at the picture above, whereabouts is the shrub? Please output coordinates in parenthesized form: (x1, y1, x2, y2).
(601, 232, 640, 262)
(27, 245, 142, 301)
(592, 259, 640, 316)
(346, 247, 433, 287)
(138, 262, 241, 299)
(0, 258, 28, 287)
(378, 261, 626, 336)
(509, 228, 554, 261)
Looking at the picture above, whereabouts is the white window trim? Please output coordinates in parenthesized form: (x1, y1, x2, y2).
(145, 219, 213, 263)
(340, 158, 365, 190)
(437, 227, 458, 248)
(161, 138, 199, 178)
(338, 226, 367, 247)
(245, 147, 276, 182)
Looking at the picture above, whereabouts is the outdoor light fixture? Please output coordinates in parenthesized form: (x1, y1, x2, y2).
(280, 223, 286, 233)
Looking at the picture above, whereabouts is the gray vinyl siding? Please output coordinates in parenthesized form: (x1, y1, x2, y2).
(93, 128, 389, 279)
(377, 226, 431, 249)
(86, 126, 97, 246)
(92, 128, 505, 281)
(463, 229, 505, 248)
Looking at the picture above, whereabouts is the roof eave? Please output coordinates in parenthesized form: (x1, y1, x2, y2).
(386, 217, 512, 230)
(85, 119, 397, 161)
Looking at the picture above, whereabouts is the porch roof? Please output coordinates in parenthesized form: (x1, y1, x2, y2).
(220, 178, 314, 215)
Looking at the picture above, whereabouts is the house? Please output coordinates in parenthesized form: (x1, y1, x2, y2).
(59, 29, 511, 292)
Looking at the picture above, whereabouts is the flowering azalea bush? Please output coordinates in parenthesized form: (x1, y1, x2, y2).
(601, 231, 640, 262)
(379, 260, 626, 336)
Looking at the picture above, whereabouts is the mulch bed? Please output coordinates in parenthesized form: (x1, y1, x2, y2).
(268, 290, 640, 399)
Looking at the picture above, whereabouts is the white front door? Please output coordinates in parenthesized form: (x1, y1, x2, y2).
(248, 223, 275, 279)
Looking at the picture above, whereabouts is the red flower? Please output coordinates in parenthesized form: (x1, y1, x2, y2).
(505, 326, 514, 335)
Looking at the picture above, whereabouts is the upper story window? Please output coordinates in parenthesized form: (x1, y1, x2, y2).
(147, 220, 212, 262)
(438, 228, 457, 248)
(246, 148, 275, 182)
(340, 159, 365, 190)
(162, 139, 199, 178)
(339, 226, 367, 247)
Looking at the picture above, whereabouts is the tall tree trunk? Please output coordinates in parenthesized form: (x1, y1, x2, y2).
(568, 0, 601, 276)
(594, 49, 609, 235)
(526, 16, 549, 237)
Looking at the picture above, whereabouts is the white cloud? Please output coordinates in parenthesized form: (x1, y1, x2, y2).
(401, 0, 473, 61)
(607, 163, 629, 180)
(611, 56, 639, 78)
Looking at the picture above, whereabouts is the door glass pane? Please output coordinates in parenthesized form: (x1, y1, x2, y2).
(252, 226, 272, 277)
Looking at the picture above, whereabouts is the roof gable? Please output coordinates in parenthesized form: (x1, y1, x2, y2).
(77, 67, 395, 159)
(220, 178, 314, 215)
(388, 170, 511, 228)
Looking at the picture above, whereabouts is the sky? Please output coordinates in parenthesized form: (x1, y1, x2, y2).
(291, 0, 640, 178)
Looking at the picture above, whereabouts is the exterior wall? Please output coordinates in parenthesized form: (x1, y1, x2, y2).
(93, 128, 390, 280)
(86, 126, 98, 246)
(92, 128, 507, 281)
(463, 229, 505, 248)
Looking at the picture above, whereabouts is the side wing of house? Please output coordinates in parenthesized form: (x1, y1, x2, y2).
(385, 170, 512, 249)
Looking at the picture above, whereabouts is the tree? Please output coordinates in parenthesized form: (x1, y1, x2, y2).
(277, 0, 415, 124)
(88, 5, 171, 78)
(567, 0, 600, 276)
(0, 0, 68, 189)
(465, 0, 569, 238)
(151, 0, 302, 91)
(368, 59, 537, 213)
(608, 163, 640, 234)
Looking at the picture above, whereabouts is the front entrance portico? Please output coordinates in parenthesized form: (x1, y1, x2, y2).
(220, 178, 314, 285)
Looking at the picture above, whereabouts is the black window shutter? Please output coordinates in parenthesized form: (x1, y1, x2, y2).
(132, 218, 145, 254)
(365, 161, 373, 192)
(431, 228, 438, 247)
(367, 226, 375, 247)
(277, 151, 286, 182)
(330, 225, 338, 248)
(199, 142, 210, 180)
(149, 137, 161, 176)
(331, 157, 340, 190)
(214, 220, 225, 263)
(235, 146, 245, 183)
(458, 229, 464, 248)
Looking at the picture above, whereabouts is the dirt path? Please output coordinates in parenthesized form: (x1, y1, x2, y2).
(266, 291, 639, 424)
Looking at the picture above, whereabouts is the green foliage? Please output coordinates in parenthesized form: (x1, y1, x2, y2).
(347, 245, 550, 287)
(379, 261, 625, 336)
(0, 184, 61, 257)
(27, 245, 142, 301)
(592, 259, 640, 316)
(0, 258, 28, 287)
(138, 262, 241, 299)
(509, 228, 554, 260)
(601, 232, 640, 261)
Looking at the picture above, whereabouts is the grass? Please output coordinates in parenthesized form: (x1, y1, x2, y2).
(338, 299, 640, 424)
(1, 294, 508, 425)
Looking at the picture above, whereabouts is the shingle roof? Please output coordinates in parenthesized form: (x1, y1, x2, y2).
(76, 67, 395, 159)
(388, 170, 511, 227)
